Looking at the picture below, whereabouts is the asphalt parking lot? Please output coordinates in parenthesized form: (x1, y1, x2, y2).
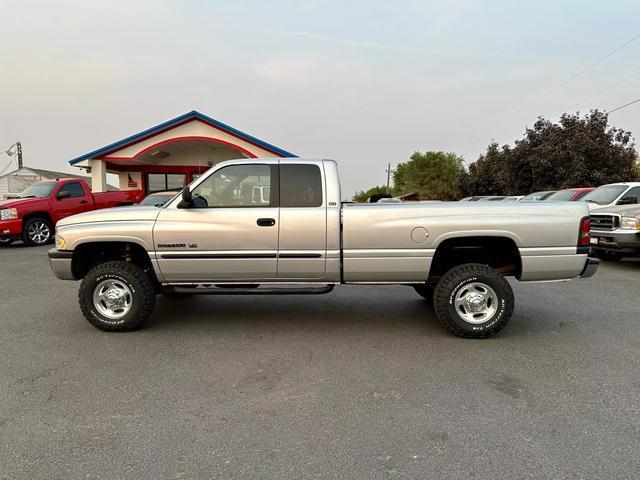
(1, 245, 639, 479)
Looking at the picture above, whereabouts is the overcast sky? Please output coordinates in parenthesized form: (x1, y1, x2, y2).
(1, 0, 639, 195)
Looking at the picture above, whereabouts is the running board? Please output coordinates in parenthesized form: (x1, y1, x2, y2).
(170, 285, 334, 295)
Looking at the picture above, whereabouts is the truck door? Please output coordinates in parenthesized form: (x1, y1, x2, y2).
(154, 163, 279, 282)
(277, 161, 327, 279)
(54, 181, 94, 220)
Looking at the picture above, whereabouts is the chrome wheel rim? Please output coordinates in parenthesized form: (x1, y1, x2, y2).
(28, 221, 51, 244)
(93, 279, 133, 320)
(454, 282, 498, 324)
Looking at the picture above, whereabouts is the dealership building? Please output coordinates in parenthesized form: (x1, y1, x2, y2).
(69, 110, 296, 194)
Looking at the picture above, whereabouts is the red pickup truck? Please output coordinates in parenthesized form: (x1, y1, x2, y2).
(0, 178, 143, 246)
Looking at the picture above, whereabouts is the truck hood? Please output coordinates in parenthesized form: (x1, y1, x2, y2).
(591, 204, 640, 217)
(0, 197, 47, 209)
(57, 205, 162, 227)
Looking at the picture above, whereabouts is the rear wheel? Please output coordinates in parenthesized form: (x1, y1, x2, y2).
(434, 263, 514, 338)
(22, 217, 53, 246)
(79, 261, 156, 331)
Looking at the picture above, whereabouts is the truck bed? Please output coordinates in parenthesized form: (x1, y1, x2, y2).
(341, 202, 589, 282)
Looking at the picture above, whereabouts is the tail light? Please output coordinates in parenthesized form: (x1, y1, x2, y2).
(578, 216, 591, 246)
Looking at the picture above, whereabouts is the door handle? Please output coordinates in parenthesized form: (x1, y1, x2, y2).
(256, 218, 276, 227)
(80, 200, 89, 204)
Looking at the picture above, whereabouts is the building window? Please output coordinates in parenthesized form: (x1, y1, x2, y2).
(146, 173, 186, 194)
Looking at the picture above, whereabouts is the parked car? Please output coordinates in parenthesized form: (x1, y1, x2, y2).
(49, 158, 597, 339)
(543, 188, 594, 201)
(477, 196, 524, 202)
(520, 190, 557, 202)
(0, 178, 143, 246)
(589, 204, 640, 260)
(579, 182, 640, 210)
(138, 191, 180, 207)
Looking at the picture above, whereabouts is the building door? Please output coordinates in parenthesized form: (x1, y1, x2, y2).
(277, 162, 327, 279)
(154, 163, 279, 282)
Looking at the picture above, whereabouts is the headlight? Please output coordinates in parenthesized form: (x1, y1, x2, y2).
(0, 208, 18, 221)
(621, 216, 640, 230)
(55, 235, 67, 250)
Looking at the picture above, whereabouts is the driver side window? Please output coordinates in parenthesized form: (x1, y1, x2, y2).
(191, 164, 273, 208)
(618, 187, 640, 205)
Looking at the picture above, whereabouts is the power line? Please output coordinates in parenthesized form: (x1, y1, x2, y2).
(607, 96, 640, 113)
(467, 32, 640, 141)
(551, 69, 640, 117)
(0, 157, 15, 176)
(529, 96, 640, 144)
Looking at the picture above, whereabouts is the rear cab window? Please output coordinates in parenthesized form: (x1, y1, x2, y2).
(279, 164, 323, 207)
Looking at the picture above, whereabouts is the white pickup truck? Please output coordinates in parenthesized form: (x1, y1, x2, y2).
(49, 158, 598, 338)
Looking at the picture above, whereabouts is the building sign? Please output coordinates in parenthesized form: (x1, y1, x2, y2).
(118, 171, 142, 191)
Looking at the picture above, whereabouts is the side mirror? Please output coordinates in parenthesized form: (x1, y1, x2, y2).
(178, 187, 193, 208)
(56, 190, 71, 200)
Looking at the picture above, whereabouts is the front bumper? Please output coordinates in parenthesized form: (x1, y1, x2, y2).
(579, 257, 599, 278)
(590, 229, 640, 254)
(0, 218, 22, 239)
(48, 248, 75, 280)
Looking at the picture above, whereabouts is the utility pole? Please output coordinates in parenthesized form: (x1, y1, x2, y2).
(386, 163, 391, 190)
(16, 141, 23, 169)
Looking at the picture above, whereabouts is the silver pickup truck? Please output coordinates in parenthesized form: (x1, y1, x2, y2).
(49, 158, 598, 338)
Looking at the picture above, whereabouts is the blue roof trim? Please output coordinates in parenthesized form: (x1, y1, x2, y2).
(69, 110, 297, 165)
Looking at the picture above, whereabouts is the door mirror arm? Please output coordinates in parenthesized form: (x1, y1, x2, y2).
(178, 187, 193, 208)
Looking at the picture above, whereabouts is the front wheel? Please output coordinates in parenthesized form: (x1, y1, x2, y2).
(434, 263, 514, 338)
(78, 261, 156, 331)
(22, 217, 53, 246)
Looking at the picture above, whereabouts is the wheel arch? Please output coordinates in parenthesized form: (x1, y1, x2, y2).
(428, 235, 522, 282)
(22, 211, 53, 226)
(71, 240, 159, 284)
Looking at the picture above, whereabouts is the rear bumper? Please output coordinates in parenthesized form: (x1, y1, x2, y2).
(48, 248, 75, 280)
(579, 257, 599, 278)
(0, 218, 22, 238)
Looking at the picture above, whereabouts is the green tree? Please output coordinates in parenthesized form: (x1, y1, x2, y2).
(352, 185, 392, 203)
(393, 151, 465, 200)
(461, 110, 639, 196)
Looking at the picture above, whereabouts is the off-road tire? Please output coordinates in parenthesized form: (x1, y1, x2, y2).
(434, 263, 514, 339)
(413, 284, 435, 302)
(22, 217, 53, 246)
(79, 261, 156, 332)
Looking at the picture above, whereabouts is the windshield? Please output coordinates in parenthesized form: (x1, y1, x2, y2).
(521, 191, 554, 202)
(139, 193, 176, 206)
(545, 190, 576, 201)
(580, 185, 627, 205)
(18, 182, 56, 198)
